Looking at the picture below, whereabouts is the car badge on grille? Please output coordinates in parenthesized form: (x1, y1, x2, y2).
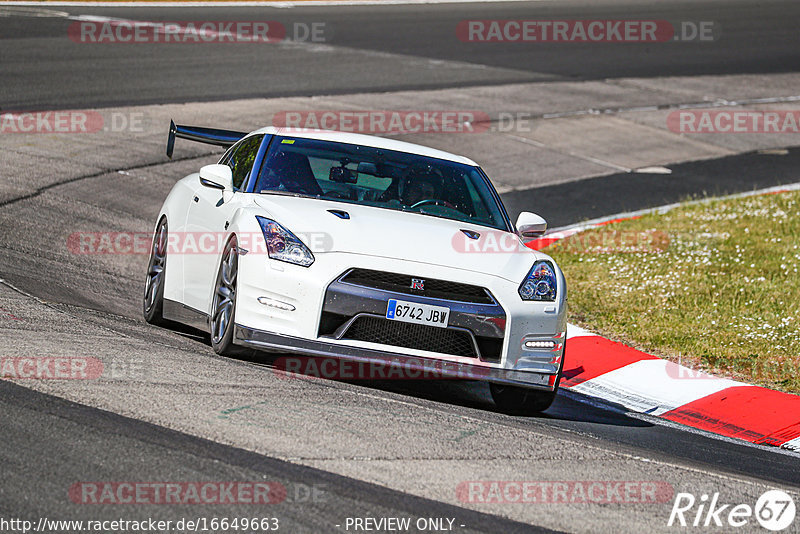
(411, 278, 425, 290)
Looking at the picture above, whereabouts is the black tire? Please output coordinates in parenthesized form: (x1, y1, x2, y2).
(491, 341, 566, 415)
(490, 383, 557, 415)
(143, 217, 168, 325)
(210, 236, 243, 356)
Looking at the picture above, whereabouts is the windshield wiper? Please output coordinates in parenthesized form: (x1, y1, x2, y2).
(403, 207, 492, 228)
(404, 208, 459, 223)
(259, 190, 318, 200)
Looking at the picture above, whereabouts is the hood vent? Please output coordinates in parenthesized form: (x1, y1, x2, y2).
(327, 209, 350, 220)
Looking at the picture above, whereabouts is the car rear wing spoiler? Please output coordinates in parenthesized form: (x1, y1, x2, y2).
(166, 120, 248, 158)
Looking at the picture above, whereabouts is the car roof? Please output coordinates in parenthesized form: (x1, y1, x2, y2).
(248, 127, 479, 166)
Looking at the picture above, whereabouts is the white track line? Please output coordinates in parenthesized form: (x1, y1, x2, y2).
(570, 360, 747, 416)
(565, 324, 597, 339)
(549, 180, 800, 235)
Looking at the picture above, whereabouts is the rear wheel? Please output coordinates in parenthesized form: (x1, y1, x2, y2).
(143, 218, 168, 325)
(210, 236, 242, 356)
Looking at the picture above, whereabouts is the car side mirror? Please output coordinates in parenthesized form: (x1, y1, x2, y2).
(516, 212, 547, 243)
(199, 164, 234, 191)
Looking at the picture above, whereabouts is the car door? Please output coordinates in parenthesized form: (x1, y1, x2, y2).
(182, 134, 264, 313)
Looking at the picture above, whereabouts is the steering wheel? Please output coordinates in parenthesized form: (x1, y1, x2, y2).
(409, 199, 457, 210)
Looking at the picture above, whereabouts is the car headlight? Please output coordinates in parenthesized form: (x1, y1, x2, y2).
(256, 216, 314, 267)
(519, 260, 557, 301)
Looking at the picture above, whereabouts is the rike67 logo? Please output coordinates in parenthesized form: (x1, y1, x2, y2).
(668, 490, 796, 531)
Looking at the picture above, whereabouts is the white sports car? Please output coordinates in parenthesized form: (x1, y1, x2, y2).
(144, 122, 567, 413)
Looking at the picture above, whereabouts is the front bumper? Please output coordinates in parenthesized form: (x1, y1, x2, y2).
(319, 270, 507, 362)
(234, 325, 558, 390)
(234, 251, 567, 382)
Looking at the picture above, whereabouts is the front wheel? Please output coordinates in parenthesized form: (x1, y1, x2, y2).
(490, 383, 558, 415)
(491, 345, 565, 415)
(210, 236, 243, 356)
(143, 217, 168, 325)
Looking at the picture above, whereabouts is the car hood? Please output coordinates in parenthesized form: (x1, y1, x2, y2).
(251, 195, 543, 283)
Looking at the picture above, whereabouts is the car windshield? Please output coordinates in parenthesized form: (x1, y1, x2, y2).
(253, 135, 510, 231)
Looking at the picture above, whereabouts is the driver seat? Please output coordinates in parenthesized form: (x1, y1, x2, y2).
(270, 151, 323, 196)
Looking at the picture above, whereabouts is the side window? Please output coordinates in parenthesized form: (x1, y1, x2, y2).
(225, 135, 263, 190)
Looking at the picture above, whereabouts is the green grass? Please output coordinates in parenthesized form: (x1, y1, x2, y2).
(545, 189, 800, 394)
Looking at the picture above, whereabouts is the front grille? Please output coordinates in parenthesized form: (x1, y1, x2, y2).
(341, 315, 478, 358)
(340, 268, 494, 304)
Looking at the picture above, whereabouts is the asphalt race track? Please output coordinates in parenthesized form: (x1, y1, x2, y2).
(2, 1, 800, 532)
(2, 0, 800, 110)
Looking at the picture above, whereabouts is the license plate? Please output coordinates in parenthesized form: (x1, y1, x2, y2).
(386, 299, 450, 328)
